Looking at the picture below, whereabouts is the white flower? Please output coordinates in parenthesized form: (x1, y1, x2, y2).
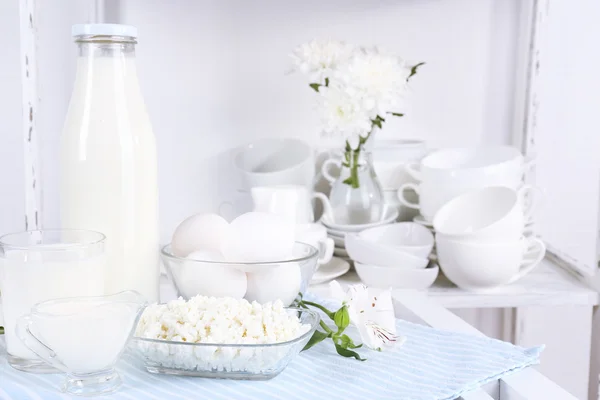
(290, 39, 354, 84)
(319, 85, 372, 138)
(337, 47, 412, 118)
(329, 281, 404, 350)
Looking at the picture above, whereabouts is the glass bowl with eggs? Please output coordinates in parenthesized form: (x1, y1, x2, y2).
(132, 296, 320, 379)
(163, 212, 320, 306)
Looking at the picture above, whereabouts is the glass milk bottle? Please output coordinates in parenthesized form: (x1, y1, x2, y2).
(60, 24, 159, 302)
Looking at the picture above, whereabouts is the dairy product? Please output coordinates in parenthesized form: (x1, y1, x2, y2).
(2, 253, 105, 359)
(32, 299, 141, 373)
(60, 38, 159, 302)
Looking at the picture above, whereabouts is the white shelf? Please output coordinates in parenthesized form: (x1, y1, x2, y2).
(309, 257, 598, 309)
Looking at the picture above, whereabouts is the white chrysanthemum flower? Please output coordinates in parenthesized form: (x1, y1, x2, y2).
(337, 47, 412, 118)
(319, 85, 372, 138)
(291, 39, 355, 84)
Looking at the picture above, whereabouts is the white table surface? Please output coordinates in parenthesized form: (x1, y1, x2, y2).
(309, 257, 598, 309)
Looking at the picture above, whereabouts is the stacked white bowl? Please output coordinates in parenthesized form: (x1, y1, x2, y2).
(433, 186, 546, 291)
(320, 205, 399, 264)
(372, 139, 428, 222)
(343, 222, 439, 289)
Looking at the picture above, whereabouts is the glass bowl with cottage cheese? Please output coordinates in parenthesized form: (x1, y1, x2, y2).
(161, 242, 319, 306)
(132, 296, 319, 379)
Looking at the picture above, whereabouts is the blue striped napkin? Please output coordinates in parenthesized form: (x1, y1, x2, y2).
(0, 294, 542, 400)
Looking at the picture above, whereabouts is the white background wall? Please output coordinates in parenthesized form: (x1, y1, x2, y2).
(0, 0, 597, 398)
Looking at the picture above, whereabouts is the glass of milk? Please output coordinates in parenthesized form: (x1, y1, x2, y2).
(15, 291, 146, 396)
(0, 230, 106, 373)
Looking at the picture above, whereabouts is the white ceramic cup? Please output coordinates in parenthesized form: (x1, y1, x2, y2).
(436, 235, 546, 290)
(372, 139, 428, 190)
(234, 138, 315, 189)
(405, 146, 532, 185)
(295, 223, 335, 266)
(251, 185, 333, 224)
(432, 186, 542, 241)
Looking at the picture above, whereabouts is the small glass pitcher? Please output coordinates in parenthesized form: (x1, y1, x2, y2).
(16, 291, 147, 396)
(322, 151, 385, 225)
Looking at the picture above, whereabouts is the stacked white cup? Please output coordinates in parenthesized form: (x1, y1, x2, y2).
(371, 139, 428, 221)
(398, 146, 534, 223)
(433, 186, 546, 291)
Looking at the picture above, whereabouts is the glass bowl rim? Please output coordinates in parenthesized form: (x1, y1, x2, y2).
(0, 229, 106, 251)
(161, 241, 319, 266)
(133, 307, 319, 348)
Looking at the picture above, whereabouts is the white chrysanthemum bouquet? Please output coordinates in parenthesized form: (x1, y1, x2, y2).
(291, 39, 423, 188)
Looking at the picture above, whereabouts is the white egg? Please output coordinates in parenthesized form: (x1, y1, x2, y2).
(175, 252, 247, 299)
(245, 264, 301, 306)
(171, 213, 229, 257)
(221, 212, 295, 262)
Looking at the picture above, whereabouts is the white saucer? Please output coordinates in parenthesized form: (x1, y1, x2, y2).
(413, 215, 434, 228)
(321, 205, 399, 232)
(310, 257, 351, 285)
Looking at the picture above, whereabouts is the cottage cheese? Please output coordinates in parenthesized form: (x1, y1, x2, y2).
(134, 295, 312, 374)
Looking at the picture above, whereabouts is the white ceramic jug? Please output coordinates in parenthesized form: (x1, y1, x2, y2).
(251, 185, 333, 224)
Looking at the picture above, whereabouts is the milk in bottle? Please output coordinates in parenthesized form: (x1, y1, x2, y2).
(60, 24, 159, 302)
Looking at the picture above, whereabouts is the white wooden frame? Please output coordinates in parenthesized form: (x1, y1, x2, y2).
(20, 0, 595, 273)
(16, 0, 595, 397)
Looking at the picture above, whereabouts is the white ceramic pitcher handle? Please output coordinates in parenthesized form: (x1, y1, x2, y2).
(517, 184, 545, 224)
(321, 159, 341, 184)
(404, 162, 422, 181)
(508, 237, 546, 284)
(312, 192, 334, 221)
(397, 183, 421, 210)
(317, 238, 335, 265)
(16, 315, 69, 373)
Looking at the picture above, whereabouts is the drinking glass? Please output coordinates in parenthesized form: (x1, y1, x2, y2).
(0, 230, 105, 373)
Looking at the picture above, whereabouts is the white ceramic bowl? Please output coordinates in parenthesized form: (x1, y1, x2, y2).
(358, 223, 434, 258)
(345, 233, 429, 269)
(355, 262, 439, 289)
(234, 138, 315, 189)
(407, 146, 526, 185)
(432, 186, 526, 241)
(321, 205, 399, 232)
(435, 235, 546, 290)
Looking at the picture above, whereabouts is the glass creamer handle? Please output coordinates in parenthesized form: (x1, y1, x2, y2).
(15, 315, 69, 373)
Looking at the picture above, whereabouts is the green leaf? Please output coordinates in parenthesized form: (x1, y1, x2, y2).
(309, 83, 321, 92)
(340, 334, 362, 349)
(372, 118, 382, 129)
(407, 62, 425, 81)
(303, 330, 330, 351)
(388, 112, 404, 117)
(0, 326, 4, 335)
(325, 77, 330, 87)
(334, 306, 350, 332)
(343, 177, 354, 186)
(335, 343, 366, 361)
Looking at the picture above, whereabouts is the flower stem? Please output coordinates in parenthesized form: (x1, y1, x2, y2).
(349, 150, 360, 188)
(301, 300, 335, 319)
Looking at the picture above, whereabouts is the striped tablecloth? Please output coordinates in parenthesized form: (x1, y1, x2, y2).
(0, 296, 542, 400)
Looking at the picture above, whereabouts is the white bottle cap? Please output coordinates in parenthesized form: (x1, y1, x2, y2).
(71, 23, 137, 38)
